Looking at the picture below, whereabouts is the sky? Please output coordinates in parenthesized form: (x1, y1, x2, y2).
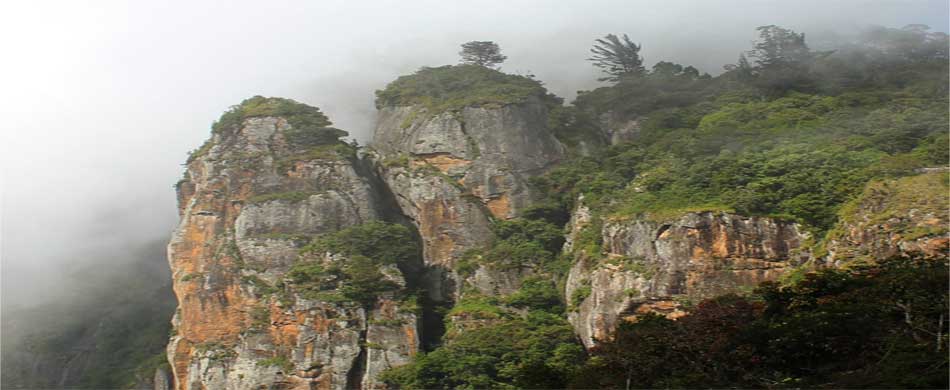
(1, 0, 947, 305)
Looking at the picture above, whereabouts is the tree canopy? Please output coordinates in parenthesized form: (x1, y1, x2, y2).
(459, 41, 507, 68)
(588, 33, 645, 82)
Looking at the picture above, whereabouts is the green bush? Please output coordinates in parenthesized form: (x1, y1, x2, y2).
(290, 221, 421, 306)
(374, 65, 551, 115)
(212, 96, 347, 147)
(505, 277, 563, 313)
(381, 311, 585, 389)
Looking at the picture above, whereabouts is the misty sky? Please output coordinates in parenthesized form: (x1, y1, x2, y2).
(1, 0, 947, 305)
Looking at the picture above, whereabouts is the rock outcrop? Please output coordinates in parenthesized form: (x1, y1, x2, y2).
(822, 171, 949, 265)
(565, 210, 808, 348)
(167, 99, 419, 390)
(371, 96, 564, 301)
(165, 89, 948, 389)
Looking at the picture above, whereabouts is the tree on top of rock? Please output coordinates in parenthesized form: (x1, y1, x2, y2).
(459, 41, 507, 68)
(588, 33, 645, 82)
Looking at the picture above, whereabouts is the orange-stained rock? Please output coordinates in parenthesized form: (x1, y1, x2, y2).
(566, 211, 806, 348)
(168, 109, 417, 390)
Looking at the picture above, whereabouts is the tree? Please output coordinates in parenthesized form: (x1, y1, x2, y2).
(744, 25, 829, 95)
(459, 41, 507, 67)
(651, 61, 701, 79)
(588, 34, 645, 82)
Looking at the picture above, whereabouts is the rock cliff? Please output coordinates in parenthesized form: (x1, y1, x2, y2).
(564, 209, 808, 347)
(370, 96, 564, 302)
(167, 97, 419, 390)
(166, 90, 948, 389)
(821, 171, 949, 265)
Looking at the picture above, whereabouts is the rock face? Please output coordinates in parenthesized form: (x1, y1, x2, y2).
(822, 171, 949, 265)
(166, 92, 947, 389)
(167, 111, 419, 390)
(371, 97, 565, 301)
(565, 211, 808, 348)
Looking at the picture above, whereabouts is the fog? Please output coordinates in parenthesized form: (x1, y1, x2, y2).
(1, 0, 947, 307)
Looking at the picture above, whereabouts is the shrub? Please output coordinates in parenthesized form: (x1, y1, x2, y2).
(374, 65, 550, 115)
(212, 96, 347, 147)
(381, 311, 585, 389)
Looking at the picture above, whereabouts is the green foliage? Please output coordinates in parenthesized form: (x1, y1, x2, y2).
(455, 217, 565, 276)
(505, 277, 563, 313)
(447, 296, 507, 320)
(492, 219, 565, 254)
(290, 221, 420, 306)
(286, 262, 343, 300)
(569, 284, 591, 311)
(302, 221, 418, 266)
(574, 256, 949, 388)
(541, 63, 947, 234)
(588, 33, 646, 82)
(212, 96, 347, 146)
(186, 139, 214, 163)
(249, 306, 270, 330)
(374, 65, 549, 115)
(194, 342, 238, 362)
(179, 273, 201, 282)
(381, 311, 585, 389)
(338, 255, 401, 305)
(459, 41, 507, 68)
(256, 355, 294, 373)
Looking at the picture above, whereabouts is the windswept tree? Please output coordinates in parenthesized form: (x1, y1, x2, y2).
(589, 33, 645, 82)
(744, 25, 830, 95)
(459, 41, 507, 68)
(747, 25, 820, 69)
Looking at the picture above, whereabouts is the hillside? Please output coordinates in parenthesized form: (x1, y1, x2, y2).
(4, 23, 946, 390)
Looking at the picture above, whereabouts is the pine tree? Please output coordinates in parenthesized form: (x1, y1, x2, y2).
(459, 41, 507, 68)
(588, 33, 645, 82)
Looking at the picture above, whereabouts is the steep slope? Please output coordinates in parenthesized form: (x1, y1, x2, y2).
(168, 97, 420, 390)
(370, 65, 565, 304)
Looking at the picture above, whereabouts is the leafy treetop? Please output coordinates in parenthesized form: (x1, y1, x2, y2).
(459, 41, 507, 68)
(212, 96, 347, 146)
(374, 65, 550, 114)
(588, 33, 646, 82)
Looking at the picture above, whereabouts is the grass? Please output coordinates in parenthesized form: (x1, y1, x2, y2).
(256, 355, 294, 373)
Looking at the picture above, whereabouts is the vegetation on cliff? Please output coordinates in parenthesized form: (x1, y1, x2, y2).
(381, 24, 948, 389)
(573, 255, 948, 389)
(381, 311, 584, 389)
(213, 96, 346, 144)
(187, 96, 349, 163)
(535, 24, 948, 235)
(374, 64, 552, 114)
(290, 221, 421, 305)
